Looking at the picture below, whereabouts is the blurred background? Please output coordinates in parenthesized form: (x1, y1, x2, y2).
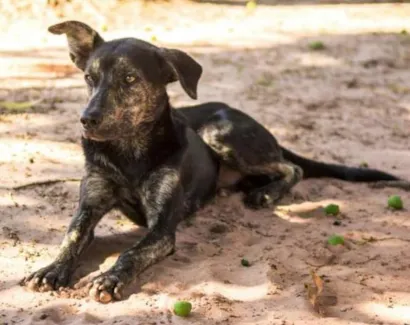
(1, 1, 410, 324)
(1, 0, 410, 182)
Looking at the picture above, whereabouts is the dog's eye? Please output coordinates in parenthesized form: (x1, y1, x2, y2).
(84, 74, 93, 85)
(125, 75, 136, 84)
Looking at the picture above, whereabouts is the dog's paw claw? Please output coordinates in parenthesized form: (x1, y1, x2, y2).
(21, 262, 72, 292)
(26, 277, 40, 291)
(88, 273, 125, 303)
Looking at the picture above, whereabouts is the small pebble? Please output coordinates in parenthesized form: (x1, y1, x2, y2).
(209, 224, 228, 234)
(39, 314, 48, 320)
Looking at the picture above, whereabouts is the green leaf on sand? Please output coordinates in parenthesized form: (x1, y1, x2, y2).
(388, 195, 403, 210)
(174, 301, 192, 317)
(309, 41, 325, 50)
(241, 258, 250, 267)
(327, 234, 344, 246)
(0, 98, 44, 113)
(324, 204, 340, 216)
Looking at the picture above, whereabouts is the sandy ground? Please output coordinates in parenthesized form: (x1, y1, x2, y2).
(1, 1, 410, 324)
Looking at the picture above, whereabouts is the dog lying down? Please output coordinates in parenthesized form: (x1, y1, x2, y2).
(20, 20, 409, 303)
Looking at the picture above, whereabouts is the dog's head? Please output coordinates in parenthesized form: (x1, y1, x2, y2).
(49, 20, 202, 141)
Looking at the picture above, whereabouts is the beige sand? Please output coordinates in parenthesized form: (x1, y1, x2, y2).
(1, 1, 410, 324)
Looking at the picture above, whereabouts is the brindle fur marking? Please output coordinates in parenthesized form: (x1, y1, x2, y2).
(22, 21, 407, 303)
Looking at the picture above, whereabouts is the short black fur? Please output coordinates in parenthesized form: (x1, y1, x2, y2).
(21, 21, 407, 303)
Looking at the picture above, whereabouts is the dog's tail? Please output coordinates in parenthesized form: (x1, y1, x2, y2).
(281, 146, 400, 182)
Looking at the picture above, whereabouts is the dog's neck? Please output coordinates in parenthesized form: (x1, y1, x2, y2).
(142, 99, 184, 157)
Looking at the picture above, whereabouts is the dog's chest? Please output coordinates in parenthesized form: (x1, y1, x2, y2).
(92, 150, 149, 184)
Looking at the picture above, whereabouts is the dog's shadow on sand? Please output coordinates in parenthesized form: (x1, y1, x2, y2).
(71, 228, 147, 286)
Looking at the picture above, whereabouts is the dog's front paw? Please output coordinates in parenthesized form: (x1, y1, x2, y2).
(87, 271, 127, 303)
(243, 189, 280, 209)
(21, 260, 73, 292)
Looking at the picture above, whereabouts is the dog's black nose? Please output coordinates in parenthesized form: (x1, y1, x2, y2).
(80, 111, 101, 128)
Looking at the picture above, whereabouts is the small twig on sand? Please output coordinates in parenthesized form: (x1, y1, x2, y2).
(0, 178, 81, 191)
(369, 180, 410, 191)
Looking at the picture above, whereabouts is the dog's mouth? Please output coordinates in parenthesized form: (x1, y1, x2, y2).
(81, 127, 106, 142)
(81, 126, 121, 142)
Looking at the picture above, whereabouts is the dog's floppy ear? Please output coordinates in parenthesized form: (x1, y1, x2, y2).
(158, 48, 202, 100)
(48, 20, 104, 71)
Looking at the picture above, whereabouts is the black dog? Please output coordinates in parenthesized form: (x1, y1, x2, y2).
(21, 21, 404, 303)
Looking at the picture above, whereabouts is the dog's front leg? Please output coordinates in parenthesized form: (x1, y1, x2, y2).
(22, 172, 116, 292)
(87, 224, 176, 303)
(88, 169, 182, 303)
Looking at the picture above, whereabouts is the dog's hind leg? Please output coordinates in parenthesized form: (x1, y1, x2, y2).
(238, 163, 303, 208)
(197, 107, 303, 209)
